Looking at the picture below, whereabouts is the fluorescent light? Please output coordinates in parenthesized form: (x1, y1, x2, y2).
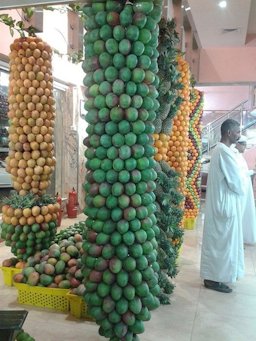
(181, 5, 184, 8)
(218, 1, 227, 8)
(185, 6, 191, 11)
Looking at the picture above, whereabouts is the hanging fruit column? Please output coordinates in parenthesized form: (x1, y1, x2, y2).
(82, 1, 163, 340)
(184, 88, 203, 228)
(167, 56, 190, 208)
(1, 36, 58, 261)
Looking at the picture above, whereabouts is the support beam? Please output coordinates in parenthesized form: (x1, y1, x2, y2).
(0, 0, 88, 10)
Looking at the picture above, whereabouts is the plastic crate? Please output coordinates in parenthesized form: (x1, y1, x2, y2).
(0, 267, 22, 286)
(67, 292, 93, 320)
(14, 283, 69, 312)
(184, 217, 196, 230)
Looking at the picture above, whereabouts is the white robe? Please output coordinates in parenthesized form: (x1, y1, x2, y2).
(200, 143, 245, 283)
(233, 149, 256, 244)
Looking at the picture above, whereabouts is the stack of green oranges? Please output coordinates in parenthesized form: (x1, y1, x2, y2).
(82, 1, 163, 340)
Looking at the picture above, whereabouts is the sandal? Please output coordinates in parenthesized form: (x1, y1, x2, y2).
(204, 279, 232, 293)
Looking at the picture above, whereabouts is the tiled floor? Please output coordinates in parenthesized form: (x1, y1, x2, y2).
(0, 209, 256, 341)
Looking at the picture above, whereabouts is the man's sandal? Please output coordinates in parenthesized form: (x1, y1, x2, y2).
(204, 279, 232, 293)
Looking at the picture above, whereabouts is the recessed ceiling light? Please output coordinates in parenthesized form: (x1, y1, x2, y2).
(218, 1, 227, 8)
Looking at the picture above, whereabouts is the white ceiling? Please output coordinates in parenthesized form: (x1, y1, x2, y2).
(185, 0, 256, 48)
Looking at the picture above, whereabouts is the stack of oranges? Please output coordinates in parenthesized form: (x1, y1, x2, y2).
(185, 89, 204, 221)
(152, 133, 170, 162)
(166, 56, 190, 202)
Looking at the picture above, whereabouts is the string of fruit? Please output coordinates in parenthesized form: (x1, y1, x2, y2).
(185, 88, 203, 222)
(150, 18, 184, 304)
(167, 55, 190, 204)
(0, 34, 58, 261)
(82, 1, 163, 340)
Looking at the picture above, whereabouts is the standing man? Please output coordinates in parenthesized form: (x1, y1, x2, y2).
(200, 119, 245, 293)
(233, 135, 256, 244)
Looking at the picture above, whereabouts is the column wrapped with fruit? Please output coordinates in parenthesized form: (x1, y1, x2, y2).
(82, 0, 162, 340)
(184, 88, 203, 227)
(0, 36, 58, 261)
(167, 56, 190, 208)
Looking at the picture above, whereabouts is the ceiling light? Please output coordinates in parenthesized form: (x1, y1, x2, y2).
(185, 6, 191, 11)
(181, 4, 184, 8)
(218, 1, 227, 8)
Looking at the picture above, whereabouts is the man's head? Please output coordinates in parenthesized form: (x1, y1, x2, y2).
(235, 135, 247, 153)
(220, 119, 240, 145)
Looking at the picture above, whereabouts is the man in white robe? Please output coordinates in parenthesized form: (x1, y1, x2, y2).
(233, 136, 256, 244)
(200, 119, 245, 293)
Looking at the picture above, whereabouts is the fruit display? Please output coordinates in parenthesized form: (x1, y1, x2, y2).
(82, 0, 163, 339)
(53, 221, 85, 244)
(153, 160, 184, 303)
(150, 18, 184, 304)
(0, 193, 58, 260)
(185, 88, 203, 223)
(167, 56, 190, 204)
(13, 231, 84, 291)
(5, 36, 55, 196)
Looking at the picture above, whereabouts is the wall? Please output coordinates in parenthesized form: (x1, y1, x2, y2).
(199, 47, 256, 84)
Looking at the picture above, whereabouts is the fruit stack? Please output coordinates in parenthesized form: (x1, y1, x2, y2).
(184, 88, 203, 226)
(0, 36, 57, 260)
(167, 56, 190, 206)
(82, 1, 163, 340)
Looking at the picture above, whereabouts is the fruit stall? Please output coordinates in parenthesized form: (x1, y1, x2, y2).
(0, 1, 203, 340)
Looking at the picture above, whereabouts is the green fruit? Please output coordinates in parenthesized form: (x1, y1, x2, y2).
(93, 40, 105, 55)
(100, 134, 112, 147)
(93, 169, 106, 183)
(118, 120, 130, 135)
(105, 38, 119, 54)
(124, 132, 137, 146)
(115, 243, 129, 260)
(106, 195, 118, 209)
(125, 158, 136, 171)
(124, 182, 136, 196)
(123, 256, 136, 272)
(132, 41, 145, 56)
(105, 121, 118, 136)
(126, 25, 140, 41)
(95, 11, 107, 26)
(99, 81, 112, 95)
(129, 219, 141, 232)
(105, 66, 118, 82)
(139, 28, 152, 44)
(99, 182, 112, 197)
(110, 231, 122, 245)
(106, 11, 120, 26)
(99, 24, 112, 40)
(119, 145, 131, 160)
(111, 208, 122, 222)
(106, 93, 119, 108)
(116, 270, 129, 287)
(118, 194, 130, 208)
(110, 107, 124, 122)
(126, 54, 138, 69)
(132, 68, 145, 83)
(113, 158, 124, 171)
(106, 169, 118, 184)
(119, 39, 131, 55)
(125, 107, 138, 122)
(117, 219, 129, 234)
(112, 79, 125, 95)
(113, 25, 125, 41)
(120, 9, 133, 26)
(112, 182, 124, 196)
(118, 170, 130, 183)
(112, 133, 125, 147)
(113, 53, 126, 69)
(119, 67, 132, 82)
(94, 95, 106, 109)
(125, 81, 137, 95)
(99, 52, 112, 68)
(123, 284, 136, 301)
(133, 2, 154, 14)
(111, 284, 122, 301)
(133, 12, 147, 29)
(98, 108, 110, 121)
(129, 243, 143, 258)
(107, 146, 119, 160)
(131, 95, 143, 108)
(123, 230, 135, 245)
(116, 298, 129, 315)
(119, 94, 131, 109)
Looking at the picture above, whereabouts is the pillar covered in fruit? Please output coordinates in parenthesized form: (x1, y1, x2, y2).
(184, 88, 203, 227)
